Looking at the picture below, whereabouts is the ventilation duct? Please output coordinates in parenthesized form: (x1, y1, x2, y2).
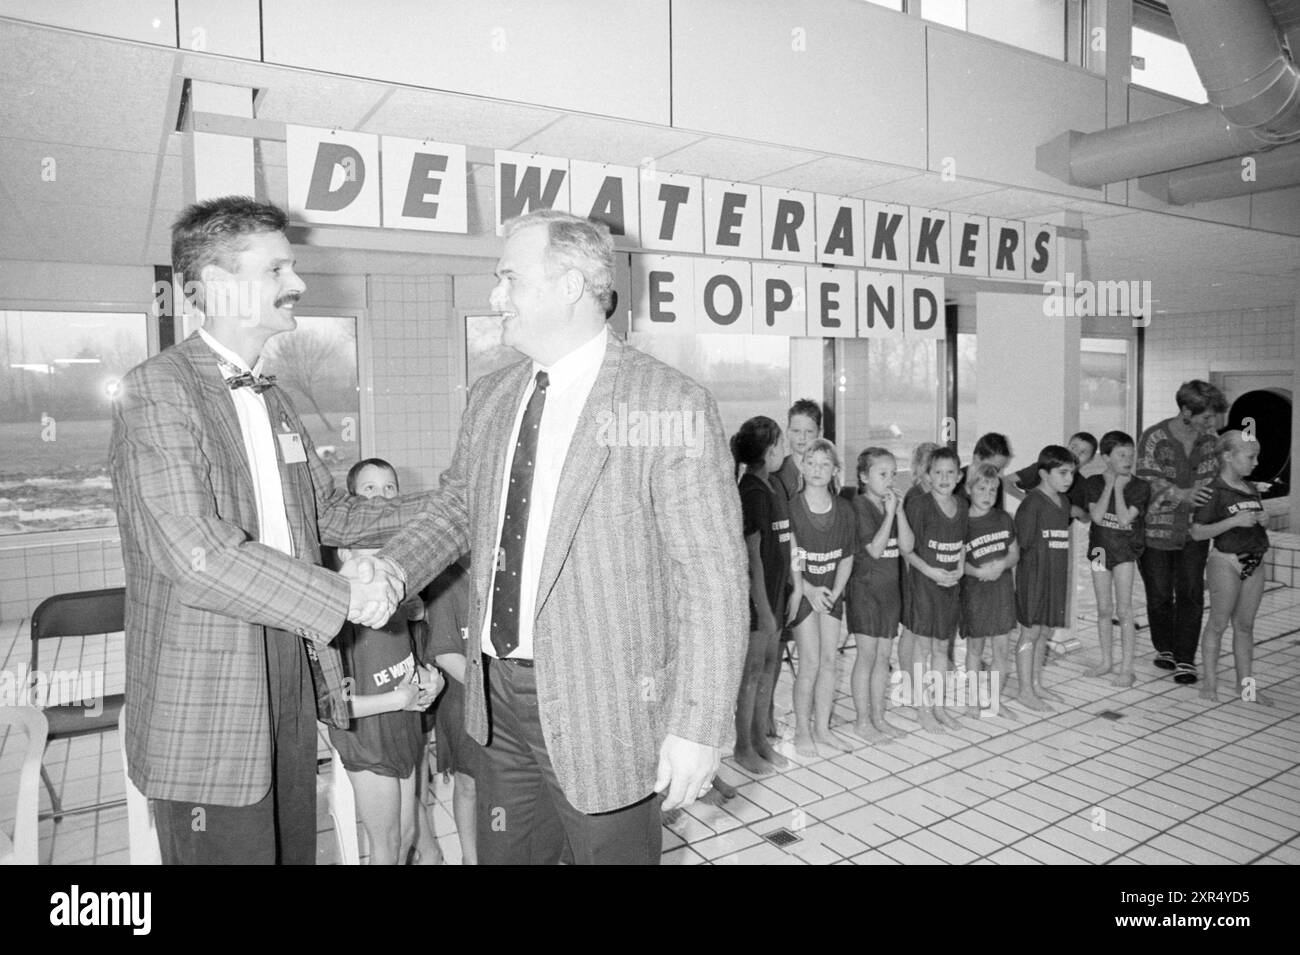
(1038, 0, 1300, 189)
(1138, 139, 1300, 203)
(1267, 0, 1300, 56)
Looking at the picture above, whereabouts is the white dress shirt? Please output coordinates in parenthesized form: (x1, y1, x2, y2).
(199, 328, 294, 557)
(480, 326, 608, 659)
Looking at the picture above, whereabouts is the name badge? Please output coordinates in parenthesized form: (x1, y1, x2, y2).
(277, 431, 308, 464)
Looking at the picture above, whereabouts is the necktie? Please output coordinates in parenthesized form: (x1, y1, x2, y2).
(227, 370, 277, 393)
(490, 370, 549, 657)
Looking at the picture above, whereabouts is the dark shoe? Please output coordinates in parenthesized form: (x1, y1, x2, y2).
(1173, 662, 1198, 685)
(1153, 652, 1176, 671)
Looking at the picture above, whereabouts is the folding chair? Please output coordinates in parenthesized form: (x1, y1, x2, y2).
(29, 587, 127, 820)
(117, 707, 160, 864)
(318, 748, 361, 865)
(0, 707, 48, 865)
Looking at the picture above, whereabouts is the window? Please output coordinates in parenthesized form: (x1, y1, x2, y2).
(920, 0, 1089, 64)
(919, 0, 967, 30)
(261, 314, 361, 488)
(1131, 2, 1208, 103)
(1079, 337, 1134, 440)
(0, 310, 148, 537)
(954, 331, 978, 461)
(627, 333, 791, 440)
(465, 312, 524, 390)
(464, 320, 792, 449)
(838, 337, 942, 482)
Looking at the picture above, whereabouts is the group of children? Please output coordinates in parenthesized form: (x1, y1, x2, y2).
(731, 400, 1275, 766)
(332, 402, 1273, 852)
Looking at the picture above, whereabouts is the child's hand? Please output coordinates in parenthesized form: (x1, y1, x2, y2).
(1230, 510, 1261, 529)
(928, 565, 955, 586)
(785, 599, 800, 626)
(942, 569, 962, 588)
(393, 670, 423, 711)
(414, 664, 444, 709)
(883, 488, 899, 512)
(809, 585, 833, 612)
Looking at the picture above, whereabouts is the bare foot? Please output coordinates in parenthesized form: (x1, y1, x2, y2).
(850, 720, 888, 744)
(1036, 685, 1065, 703)
(877, 718, 907, 739)
(711, 775, 738, 800)
(793, 733, 819, 758)
(733, 747, 774, 776)
(1009, 691, 1051, 712)
(754, 741, 789, 769)
(1111, 670, 1136, 688)
(918, 708, 945, 734)
(1084, 661, 1113, 678)
(814, 730, 853, 753)
(996, 702, 1022, 722)
(1252, 691, 1277, 708)
(1198, 682, 1220, 703)
(934, 706, 960, 729)
(410, 842, 444, 866)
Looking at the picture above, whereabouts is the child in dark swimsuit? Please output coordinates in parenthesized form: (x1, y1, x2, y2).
(847, 447, 913, 742)
(1011, 446, 1075, 712)
(788, 439, 857, 757)
(1082, 431, 1150, 688)
(901, 446, 967, 732)
(1191, 430, 1273, 706)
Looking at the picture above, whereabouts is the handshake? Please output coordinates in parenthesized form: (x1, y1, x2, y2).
(340, 554, 407, 628)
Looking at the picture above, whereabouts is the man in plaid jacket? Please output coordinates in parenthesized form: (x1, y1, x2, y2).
(110, 197, 419, 864)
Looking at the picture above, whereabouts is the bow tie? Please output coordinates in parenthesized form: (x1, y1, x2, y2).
(226, 371, 277, 393)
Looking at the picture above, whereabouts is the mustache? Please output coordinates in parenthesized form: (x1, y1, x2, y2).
(274, 292, 301, 308)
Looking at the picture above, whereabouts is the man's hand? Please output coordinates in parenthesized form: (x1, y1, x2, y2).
(341, 555, 405, 628)
(655, 735, 720, 811)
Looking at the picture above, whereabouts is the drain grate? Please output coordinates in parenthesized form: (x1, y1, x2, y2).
(1097, 710, 1124, 721)
(763, 827, 802, 847)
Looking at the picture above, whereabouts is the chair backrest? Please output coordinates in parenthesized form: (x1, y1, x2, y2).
(118, 707, 160, 865)
(0, 707, 49, 865)
(30, 587, 126, 671)
(327, 748, 361, 865)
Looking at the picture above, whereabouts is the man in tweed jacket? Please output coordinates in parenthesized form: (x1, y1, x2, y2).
(110, 197, 416, 864)
(377, 210, 748, 864)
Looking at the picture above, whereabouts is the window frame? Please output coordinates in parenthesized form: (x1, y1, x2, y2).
(0, 302, 371, 544)
(1078, 333, 1140, 440)
(0, 301, 156, 546)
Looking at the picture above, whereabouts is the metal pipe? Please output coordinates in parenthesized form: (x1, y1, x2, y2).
(1265, 0, 1300, 58)
(1038, 0, 1300, 187)
(1169, 0, 1300, 138)
(1137, 139, 1300, 203)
